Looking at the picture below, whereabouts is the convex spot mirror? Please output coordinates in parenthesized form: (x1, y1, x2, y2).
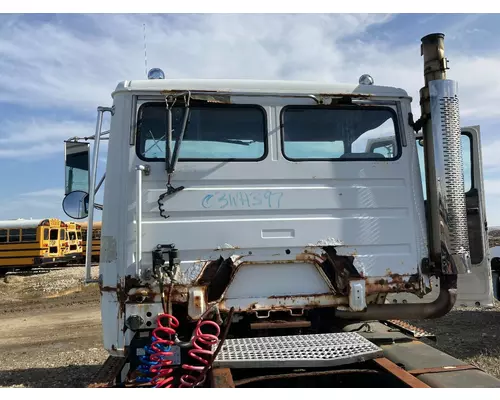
(62, 190, 89, 220)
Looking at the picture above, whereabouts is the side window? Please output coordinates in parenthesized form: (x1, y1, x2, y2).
(44, 228, 49, 241)
(417, 135, 473, 201)
(461, 132, 483, 264)
(82, 229, 87, 240)
(60, 229, 66, 241)
(22, 228, 37, 242)
(137, 104, 267, 161)
(461, 134, 473, 193)
(9, 229, 20, 242)
(417, 133, 482, 264)
(281, 106, 399, 160)
(0, 229, 6, 243)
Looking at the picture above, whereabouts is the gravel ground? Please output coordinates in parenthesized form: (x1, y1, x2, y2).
(0, 265, 100, 303)
(0, 266, 107, 388)
(409, 301, 500, 379)
(0, 265, 499, 387)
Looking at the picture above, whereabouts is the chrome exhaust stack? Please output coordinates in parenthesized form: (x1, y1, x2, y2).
(337, 33, 470, 321)
(420, 33, 471, 275)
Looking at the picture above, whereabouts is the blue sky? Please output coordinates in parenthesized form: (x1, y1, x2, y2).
(1, 13, 500, 225)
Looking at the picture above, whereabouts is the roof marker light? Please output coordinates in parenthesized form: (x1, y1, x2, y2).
(147, 68, 165, 80)
(359, 74, 374, 85)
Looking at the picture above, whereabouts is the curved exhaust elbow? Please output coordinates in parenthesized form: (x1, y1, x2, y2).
(335, 276, 457, 321)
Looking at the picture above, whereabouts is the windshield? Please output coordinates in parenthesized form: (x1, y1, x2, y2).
(281, 106, 399, 160)
(136, 103, 267, 161)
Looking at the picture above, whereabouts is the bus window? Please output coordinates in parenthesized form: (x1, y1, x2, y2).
(69, 231, 77, 241)
(44, 228, 49, 241)
(60, 229, 66, 241)
(50, 229, 58, 240)
(77, 231, 82, 240)
(9, 229, 20, 242)
(0, 229, 6, 243)
(22, 228, 37, 242)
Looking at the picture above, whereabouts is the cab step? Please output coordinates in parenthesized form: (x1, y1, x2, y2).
(213, 332, 383, 369)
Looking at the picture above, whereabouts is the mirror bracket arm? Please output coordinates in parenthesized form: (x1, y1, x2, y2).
(409, 112, 430, 134)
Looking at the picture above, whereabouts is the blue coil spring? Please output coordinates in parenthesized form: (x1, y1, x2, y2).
(134, 336, 172, 385)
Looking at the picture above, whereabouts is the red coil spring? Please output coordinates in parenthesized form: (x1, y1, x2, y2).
(179, 319, 221, 388)
(149, 313, 180, 388)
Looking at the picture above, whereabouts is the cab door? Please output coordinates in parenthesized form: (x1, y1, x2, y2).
(391, 126, 494, 308)
(414, 126, 494, 307)
(456, 126, 494, 307)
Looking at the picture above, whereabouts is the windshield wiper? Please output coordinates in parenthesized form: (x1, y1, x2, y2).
(158, 93, 191, 219)
(165, 92, 191, 174)
(214, 139, 255, 146)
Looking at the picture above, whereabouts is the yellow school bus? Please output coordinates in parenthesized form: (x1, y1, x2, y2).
(0, 218, 69, 271)
(80, 221, 101, 263)
(65, 221, 84, 263)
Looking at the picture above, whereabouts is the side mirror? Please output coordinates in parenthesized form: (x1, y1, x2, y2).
(62, 190, 89, 220)
(365, 138, 396, 158)
(65, 141, 90, 195)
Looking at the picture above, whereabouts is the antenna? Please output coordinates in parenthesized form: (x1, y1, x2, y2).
(143, 23, 148, 78)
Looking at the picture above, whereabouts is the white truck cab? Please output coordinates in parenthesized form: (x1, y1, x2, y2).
(61, 33, 493, 386)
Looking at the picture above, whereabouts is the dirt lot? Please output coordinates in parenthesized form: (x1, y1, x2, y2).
(0, 266, 108, 388)
(0, 265, 499, 387)
(408, 303, 500, 379)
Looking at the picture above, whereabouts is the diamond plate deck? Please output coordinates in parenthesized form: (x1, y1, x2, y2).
(213, 332, 383, 369)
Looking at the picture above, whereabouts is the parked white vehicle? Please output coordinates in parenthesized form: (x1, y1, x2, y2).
(62, 32, 494, 387)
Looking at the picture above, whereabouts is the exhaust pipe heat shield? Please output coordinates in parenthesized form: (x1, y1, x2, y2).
(429, 79, 471, 275)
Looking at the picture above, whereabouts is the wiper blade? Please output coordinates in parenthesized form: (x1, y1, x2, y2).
(165, 92, 191, 174)
(169, 104, 190, 173)
(212, 139, 255, 146)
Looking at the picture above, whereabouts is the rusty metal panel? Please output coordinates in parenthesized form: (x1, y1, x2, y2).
(250, 320, 311, 330)
(87, 356, 126, 388)
(374, 358, 430, 388)
(211, 368, 235, 388)
(383, 320, 436, 341)
(408, 365, 481, 376)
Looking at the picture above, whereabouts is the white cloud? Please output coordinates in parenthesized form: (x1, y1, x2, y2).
(2, 13, 500, 223)
(0, 187, 64, 218)
(0, 119, 94, 159)
(0, 14, 498, 121)
(0, 12, 498, 136)
(484, 179, 500, 196)
(20, 188, 64, 198)
(0, 185, 105, 221)
(0, 14, 391, 112)
(0, 188, 65, 220)
(481, 140, 500, 172)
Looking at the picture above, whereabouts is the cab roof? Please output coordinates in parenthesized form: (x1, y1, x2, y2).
(112, 78, 409, 99)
